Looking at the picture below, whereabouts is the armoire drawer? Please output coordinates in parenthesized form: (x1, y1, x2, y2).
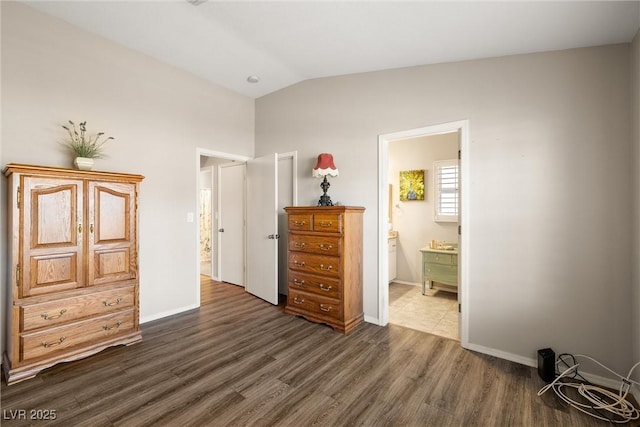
(287, 290, 342, 321)
(20, 286, 135, 332)
(288, 253, 341, 278)
(288, 271, 341, 299)
(20, 308, 135, 361)
(289, 234, 341, 256)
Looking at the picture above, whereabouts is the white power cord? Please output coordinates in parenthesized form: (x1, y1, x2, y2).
(537, 354, 640, 424)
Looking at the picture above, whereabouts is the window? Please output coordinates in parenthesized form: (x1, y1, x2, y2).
(434, 159, 459, 222)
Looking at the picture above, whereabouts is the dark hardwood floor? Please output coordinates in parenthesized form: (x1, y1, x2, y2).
(1, 276, 635, 426)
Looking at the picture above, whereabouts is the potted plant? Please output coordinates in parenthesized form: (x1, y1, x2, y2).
(61, 120, 114, 170)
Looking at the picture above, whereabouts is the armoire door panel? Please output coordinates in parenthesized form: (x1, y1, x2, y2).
(21, 176, 84, 297)
(93, 248, 132, 284)
(31, 185, 76, 248)
(88, 181, 136, 286)
(95, 188, 130, 243)
(28, 253, 79, 295)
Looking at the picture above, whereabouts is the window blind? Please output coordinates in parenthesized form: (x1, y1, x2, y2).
(434, 160, 459, 222)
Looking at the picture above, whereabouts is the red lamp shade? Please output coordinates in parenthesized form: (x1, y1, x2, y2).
(312, 153, 339, 178)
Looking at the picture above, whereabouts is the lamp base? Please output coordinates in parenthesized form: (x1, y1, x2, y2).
(317, 175, 334, 206)
(317, 194, 333, 207)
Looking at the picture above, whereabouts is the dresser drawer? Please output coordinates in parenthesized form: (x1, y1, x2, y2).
(287, 290, 342, 321)
(21, 286, 135, 332)
(425, 264, 458, 285)
(423, 252, 457, 265)
(313, 214, 342, 233)
(288, 271, 341, 299)
(20, 308, 135, 361)
(289, 234, 341, 256)
(289, 214, 312, 231)
(288, 253, 341, 278)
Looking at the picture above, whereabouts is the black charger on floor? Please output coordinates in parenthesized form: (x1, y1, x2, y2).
(537, 348, 555, 383)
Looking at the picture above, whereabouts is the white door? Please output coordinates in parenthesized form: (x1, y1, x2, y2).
(218, 162, 245, 286)
(246, 153, 279, 305)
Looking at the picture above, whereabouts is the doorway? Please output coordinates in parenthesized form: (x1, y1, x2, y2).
(196, 149, 298, 307)
(378, 120, 469, 347)
(387, 132, 459, 340)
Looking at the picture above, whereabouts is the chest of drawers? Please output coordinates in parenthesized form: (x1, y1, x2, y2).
(283, 206, 365, 333)
(420, 247, 458, 295)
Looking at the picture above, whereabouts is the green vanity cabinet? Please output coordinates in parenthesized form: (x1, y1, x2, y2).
(420, 247, 458, 294)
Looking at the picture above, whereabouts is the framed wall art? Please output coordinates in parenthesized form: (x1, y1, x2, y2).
(399, 169, 425, 201)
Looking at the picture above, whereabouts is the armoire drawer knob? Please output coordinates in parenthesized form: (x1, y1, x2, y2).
(41, 309, 67, 320)
(42, 336, 66, 348)
(103, 297, 123, 307)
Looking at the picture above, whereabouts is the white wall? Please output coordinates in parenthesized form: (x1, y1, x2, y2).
(389, 133, 458, 283)
(632, 29, 640, 384)
(256, 44, 634, 374)
(0, 2, 255, 342)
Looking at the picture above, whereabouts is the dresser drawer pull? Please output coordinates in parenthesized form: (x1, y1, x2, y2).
(42, 336, 66, 348)
(294, 242, 306, 248)
(435, 255, 440, 260)
(319, 244, 333, 251)
(41, 309, 67, 320)
(319, 304, 332, 312)
(318, 221, 333, 227)
(102, 321, 122, 331)
(319, 284, 332, 292)
(293, 220, 306, 226)
(103, 297, 123, 307)
(293, 260, 306, 267)
(293, 297, 305, 305)
(293, 279, 305, 286)
(319, 264, 333, 272)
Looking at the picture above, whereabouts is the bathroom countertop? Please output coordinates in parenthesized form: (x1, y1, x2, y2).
(420, 246, 458, 254)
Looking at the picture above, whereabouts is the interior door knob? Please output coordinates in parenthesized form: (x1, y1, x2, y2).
(218, 228, 224, 232)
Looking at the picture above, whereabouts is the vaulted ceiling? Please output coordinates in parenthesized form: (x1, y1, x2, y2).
(23, 1, 640, 98)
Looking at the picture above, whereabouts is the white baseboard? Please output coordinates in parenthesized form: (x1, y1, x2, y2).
(140, 303, 199, 324)
(464, 342, 537, 367)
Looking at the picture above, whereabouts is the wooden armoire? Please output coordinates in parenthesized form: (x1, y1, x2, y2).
(2, 164, 144, 384)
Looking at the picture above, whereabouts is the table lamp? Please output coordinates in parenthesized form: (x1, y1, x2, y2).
(312, 153, 339, 206)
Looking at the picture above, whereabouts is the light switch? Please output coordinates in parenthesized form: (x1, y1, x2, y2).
(186, 212, 194, 223)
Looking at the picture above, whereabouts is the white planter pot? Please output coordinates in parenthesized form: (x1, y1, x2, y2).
(74, 157, 94, 170)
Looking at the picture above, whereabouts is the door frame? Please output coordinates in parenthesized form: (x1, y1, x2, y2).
(378, 120, 470, 347)
(196, 149, 250, 307)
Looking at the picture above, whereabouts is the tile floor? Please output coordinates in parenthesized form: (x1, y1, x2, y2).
(389, 282, 459, 340)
